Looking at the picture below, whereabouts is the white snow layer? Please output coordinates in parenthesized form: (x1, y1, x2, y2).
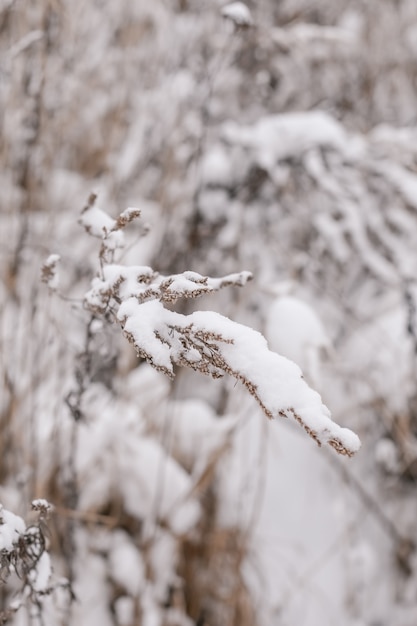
(41, 254, 60, 291)
(0, 505, 26, 551)
(85, 264, 252, 312)
(221, 2, 253, 27)
(201, 146, 233, 186)
(108, 530, 145, 596)
(32, 498, 53, 512)
(75, 386, 201, 536)
(222, 111, 347, 171)
(79, 204, 118, 238)
(265, 295, 331, 389)
(30, 551, 52, 592)
(117, 299, 360, 455)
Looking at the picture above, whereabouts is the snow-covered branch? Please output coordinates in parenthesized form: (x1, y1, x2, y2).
(82, 204, 360, 457)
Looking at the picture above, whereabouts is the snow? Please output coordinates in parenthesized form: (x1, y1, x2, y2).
(119, 206, 141, 221)
(120, 298, 175, 373)
(108, 531, 145, 595)
(370, 123, 417, 155)
(4, 1, 417, 623)
(222, 111, 347, 171)
(85, 265, 252, 312)
(147, 532, 177, 602)
(339, 306, 414, 414)
(265, 295, 331, 389)
(117, 434, 201, 535)
(374, 161, 417, 211)
(79, 204, 117, 238)
(142, 591, 163, 626)
(44, 254, 60, 266)
(147, 397, 238, 475)
(41, 254, 60, 291)
(30, 551, 52, 592)
(102, 229, 125, 253)
(374, 438, 401, 475)
(221, 2, 253, 27)
(0, 506, 25, 552)
(123, 365, 171, 413)
(201, 146, 233, 187)
(32, 498, 53, 512)
(114, 597, 135, 626)
(217, 413, 350, 625)
(72, 540, 114, 626)
(75, 385, 201, 536)
(117, 298, 360, 456)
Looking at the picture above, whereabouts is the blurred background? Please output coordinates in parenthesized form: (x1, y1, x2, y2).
(2, 1, 417, 624)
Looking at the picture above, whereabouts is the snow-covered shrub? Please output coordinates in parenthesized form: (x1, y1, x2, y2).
(2, 193, 360, 625)
(79, 196, 359, 457)
(0, 501, 55, 622)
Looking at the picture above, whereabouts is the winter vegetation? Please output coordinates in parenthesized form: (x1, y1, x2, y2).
(2, 0, 417, 624)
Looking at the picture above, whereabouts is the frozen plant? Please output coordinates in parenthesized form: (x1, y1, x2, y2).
(0, 501, 56, 622)
(221, 2, 253, 28)
(80, 196, 360, 457)
(40, 254, 61, 292)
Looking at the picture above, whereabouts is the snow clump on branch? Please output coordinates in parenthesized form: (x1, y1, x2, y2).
(221, 2, 253, 28)
(80, 199, 360, 457)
